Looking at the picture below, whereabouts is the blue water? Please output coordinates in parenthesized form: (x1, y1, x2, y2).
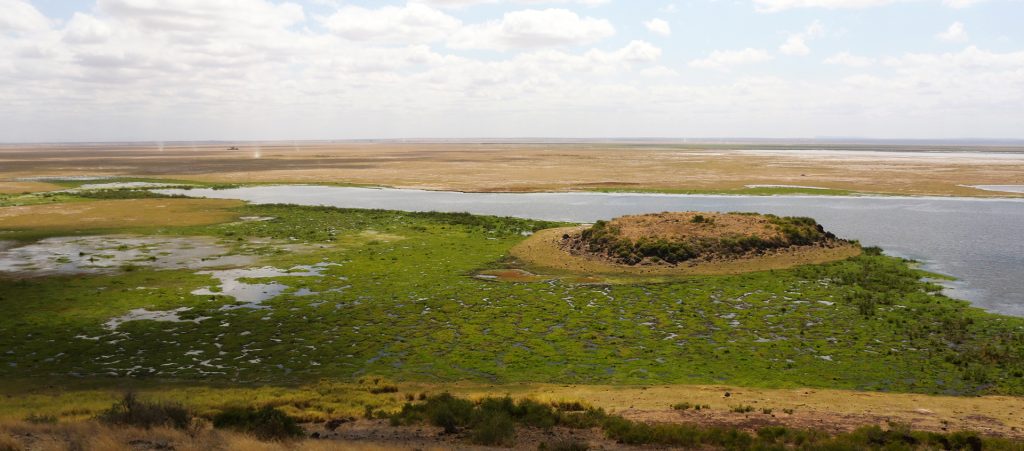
(161, 186, 1024, 317)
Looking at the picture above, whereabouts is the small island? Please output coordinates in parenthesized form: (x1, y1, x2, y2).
(512, 211, 861, 277)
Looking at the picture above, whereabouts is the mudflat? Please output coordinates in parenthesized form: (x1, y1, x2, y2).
(2, 142, 1023, 196)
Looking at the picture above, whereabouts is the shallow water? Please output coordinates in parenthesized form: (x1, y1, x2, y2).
(971, 185, 1024, 194)
(0, 235, 255, 277)
(161, 185, 1024, 316)
(192, 263, 339, 308)
(105, 307, 208, 331)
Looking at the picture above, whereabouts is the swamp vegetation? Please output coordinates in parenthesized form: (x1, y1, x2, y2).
(0, 191, 1022, 397)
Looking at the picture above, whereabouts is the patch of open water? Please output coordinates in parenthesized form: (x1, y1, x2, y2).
(104, 307, 209, 331)
(192, 262, 341, 309)
(970, 185, 1024, 194)
(0, 235, 255, 277)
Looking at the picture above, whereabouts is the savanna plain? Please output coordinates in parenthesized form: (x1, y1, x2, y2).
(1, 142, 1023, 450)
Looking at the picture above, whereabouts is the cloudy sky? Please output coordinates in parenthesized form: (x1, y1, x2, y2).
(1, 0, 1022, 141)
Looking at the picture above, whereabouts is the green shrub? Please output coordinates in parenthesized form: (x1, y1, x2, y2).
(212, 405, 304, 441)
(730, 405, 755, 413)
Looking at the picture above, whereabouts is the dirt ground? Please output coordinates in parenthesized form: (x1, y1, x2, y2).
(2, 142, 1023, 196)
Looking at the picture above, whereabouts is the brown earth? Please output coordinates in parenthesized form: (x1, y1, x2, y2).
(0, 198, 244, 233)
(0, 181, 61, 194)
(1, 142, 1023, 196)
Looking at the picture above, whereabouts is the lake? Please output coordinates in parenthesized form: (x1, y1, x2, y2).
(160, 186, 1024, 317)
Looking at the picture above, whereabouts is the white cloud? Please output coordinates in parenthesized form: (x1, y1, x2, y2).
(448, 8, 615, 51)
(942, 0, 986, 8)
(779, 36, 810, 55)
(884, 45, 1024, 68)
(420, 0, 610, 7)
(754, 0, 904, 12)
(63, 13, 114, 44)
(644, 18, 672, 36)
(0, 0, 51, 33)
(689, 48, 774, 70)
(779, 21, 824, 56)
(824, 51, 875, 67)
(97, 0, 305, 32)
(936, 21, 969, 42)
(754, 0, 992, 11)
(1, 0, 1022, 141)
(321, 3, 461, 44)
(605, 40, 662, 62)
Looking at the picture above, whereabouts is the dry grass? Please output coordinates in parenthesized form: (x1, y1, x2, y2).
(1, 142, 1022, 196)
(451, 383, 1024, 439)
(510, 226, 861, 278)
(0, 198, 243, 232)
(0, 181, 61, 194)
(0, 420, 425, 451)
(603, 212, 784, 242)
(2, 382, 1022, 443)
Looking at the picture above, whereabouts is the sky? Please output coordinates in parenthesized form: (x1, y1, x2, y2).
(1, 0, 1022, 142)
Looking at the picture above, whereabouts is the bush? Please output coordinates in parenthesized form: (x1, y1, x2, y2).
(469, 410, 515, 446)
(96, 393, 192, 429)
(730, 405, 755, 413)
(390, 392, 474, 433)
(212, 405, 304, 441)
(368, 385, 398, 394)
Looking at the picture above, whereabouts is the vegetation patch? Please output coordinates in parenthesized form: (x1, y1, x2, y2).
(212, 405, 304, 440)
(96, 393, 192, 430)
(389, 393, 1023, 449)
(0, 204, 1022, 397)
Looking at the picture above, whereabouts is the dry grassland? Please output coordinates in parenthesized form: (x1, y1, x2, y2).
(1, 142, 1022, 196)
(0, 198, 244, 232)
(0, 181, 61, 194)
